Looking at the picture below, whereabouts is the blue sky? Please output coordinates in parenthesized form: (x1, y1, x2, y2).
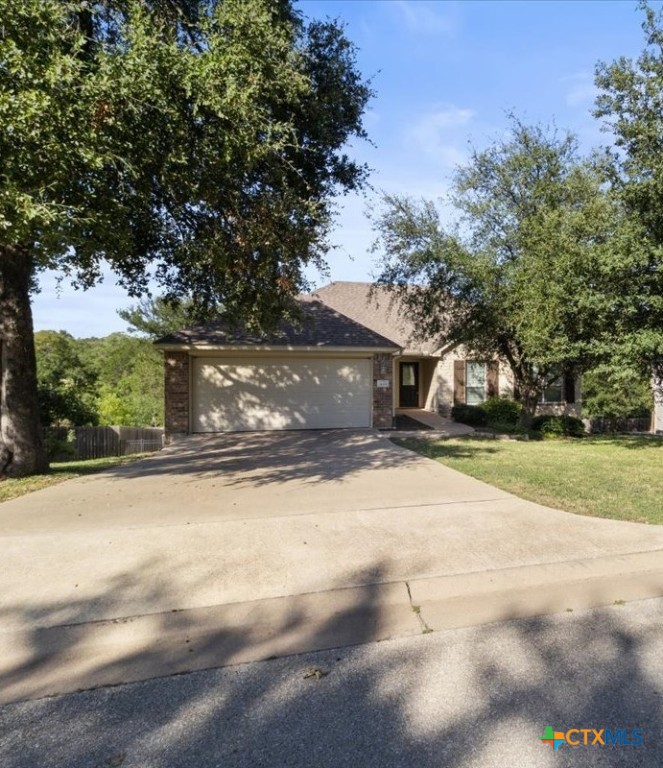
(32, 0, 658, 337)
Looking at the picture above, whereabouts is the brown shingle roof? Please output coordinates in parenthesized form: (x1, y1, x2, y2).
(310, 282, 441, 356)
(155, 297, 400, 350)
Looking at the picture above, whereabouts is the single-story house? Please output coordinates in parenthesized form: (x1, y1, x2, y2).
(312, 282, 580, 417)
(156, 281, 581, 439)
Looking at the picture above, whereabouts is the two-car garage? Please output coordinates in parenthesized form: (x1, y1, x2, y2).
(158, 297, 400, 436)
(191, 356, 373, 432)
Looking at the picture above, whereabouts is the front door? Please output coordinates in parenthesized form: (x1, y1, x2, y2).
(399, 362, 419, 408)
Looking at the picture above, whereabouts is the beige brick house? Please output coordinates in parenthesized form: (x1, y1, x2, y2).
(157, 281, 581, 440)
(311, 282, 581, 421)
(157, 295, 399, 439)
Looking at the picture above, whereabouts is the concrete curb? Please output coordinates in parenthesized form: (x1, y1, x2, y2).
(3, 550, 663, 704)
(0, 582, 420, 705)
(409, 549, 663, 630)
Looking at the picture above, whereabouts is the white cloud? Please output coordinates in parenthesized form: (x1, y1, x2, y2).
(407, 106, 474, 168)
(562, 71, 597, 108)
(418, 106, 473, 129)
(391, 0, 460, 35)
(362, 109, 381, 128)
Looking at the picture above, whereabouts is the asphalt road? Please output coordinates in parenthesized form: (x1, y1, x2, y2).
(2, 597, 661, 768)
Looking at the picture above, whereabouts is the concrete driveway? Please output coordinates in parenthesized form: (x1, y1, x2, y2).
(2, 429, 663, 702)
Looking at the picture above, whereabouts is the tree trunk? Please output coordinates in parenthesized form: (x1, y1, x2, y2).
(518, 398, 537, 430)
(516, 384, 539, 430)
(0, 247, 48, 476)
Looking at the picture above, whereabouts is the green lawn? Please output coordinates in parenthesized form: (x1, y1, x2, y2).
(0, 454, 147, 504)
(394, 435, 663, 525)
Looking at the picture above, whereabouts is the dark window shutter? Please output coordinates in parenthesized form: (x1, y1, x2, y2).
(454, 360, 466, 404)
(564, 371, 575, 403)
(487, 361, 499, 398)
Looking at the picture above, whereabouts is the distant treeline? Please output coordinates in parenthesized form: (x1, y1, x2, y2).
(35, 330, 164, 428)
(35, 298, 196, 429)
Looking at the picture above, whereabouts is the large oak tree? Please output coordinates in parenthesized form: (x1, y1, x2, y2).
(0, 0, 372, 475)
(594, 2, 663, 384)
(373, 121, 616, 425)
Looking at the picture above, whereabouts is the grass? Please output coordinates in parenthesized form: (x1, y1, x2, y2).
(0, 454, 147, 504)
(393, 434, 663, 525)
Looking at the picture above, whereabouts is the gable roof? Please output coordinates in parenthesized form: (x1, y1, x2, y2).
(155, 297, 400, 351)
(310, 282, 441, 356)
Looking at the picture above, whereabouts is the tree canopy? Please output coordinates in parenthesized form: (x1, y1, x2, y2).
(118, 297, 197, 339)
(3, 0, 371, 318)
(35, 331, 99, 427)
(0, 0, 372, 475)
(90, 334, 164, 427)
(594, 2, 663, 379)
(373, 120, 616, 422)
(34, 330, 164, 428)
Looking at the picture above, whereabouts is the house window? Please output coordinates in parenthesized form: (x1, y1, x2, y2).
(466, 362, 487, 405)
(454, 359, 499, 406)
(402, 365, 416, 387)
(541, 378, 563, 403)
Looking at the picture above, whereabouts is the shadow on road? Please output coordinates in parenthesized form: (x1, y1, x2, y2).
(0, 558, 405, 704)
(0, 563, 661, 767)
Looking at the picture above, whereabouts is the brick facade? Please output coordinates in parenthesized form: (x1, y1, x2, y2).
(372, 353, 394, 429)
(164, 351, 190, 440)
(164, 351, 394, 435)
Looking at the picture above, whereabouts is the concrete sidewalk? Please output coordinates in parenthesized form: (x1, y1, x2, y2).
(1, 430, 663, 702)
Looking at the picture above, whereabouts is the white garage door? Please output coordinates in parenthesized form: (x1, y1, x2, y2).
(192, 357, 372, 432)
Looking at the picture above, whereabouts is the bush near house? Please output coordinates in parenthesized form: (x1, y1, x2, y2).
(451, 397, 521, 431)
(450, 404, 488, 427)
(531, 414, 585, 438)
(480, 397, 523, 426)
(452, 397, 585, 437)
(581, 364, 653, 433)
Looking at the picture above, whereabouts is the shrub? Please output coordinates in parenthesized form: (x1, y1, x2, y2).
(531, 414, 585, 438)
(582, 364, 653, 420)
(451, 404, 488, 426)
(486, 420, 522, 435)
(43, 428, 77, 460)
(479, 396, 522, 426)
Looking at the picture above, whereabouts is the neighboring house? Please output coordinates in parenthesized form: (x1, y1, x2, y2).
(156, 281, 581, 439)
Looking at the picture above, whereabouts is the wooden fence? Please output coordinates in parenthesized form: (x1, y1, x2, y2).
(44, 426, 164, 461)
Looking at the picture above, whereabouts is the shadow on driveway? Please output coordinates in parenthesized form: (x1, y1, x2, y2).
(90, 430, 424, 488)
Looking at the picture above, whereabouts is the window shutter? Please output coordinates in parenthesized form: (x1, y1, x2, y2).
(564, 371, 575, 403)
(487, 361, 499, 398)
(453, 360, 466, 404)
